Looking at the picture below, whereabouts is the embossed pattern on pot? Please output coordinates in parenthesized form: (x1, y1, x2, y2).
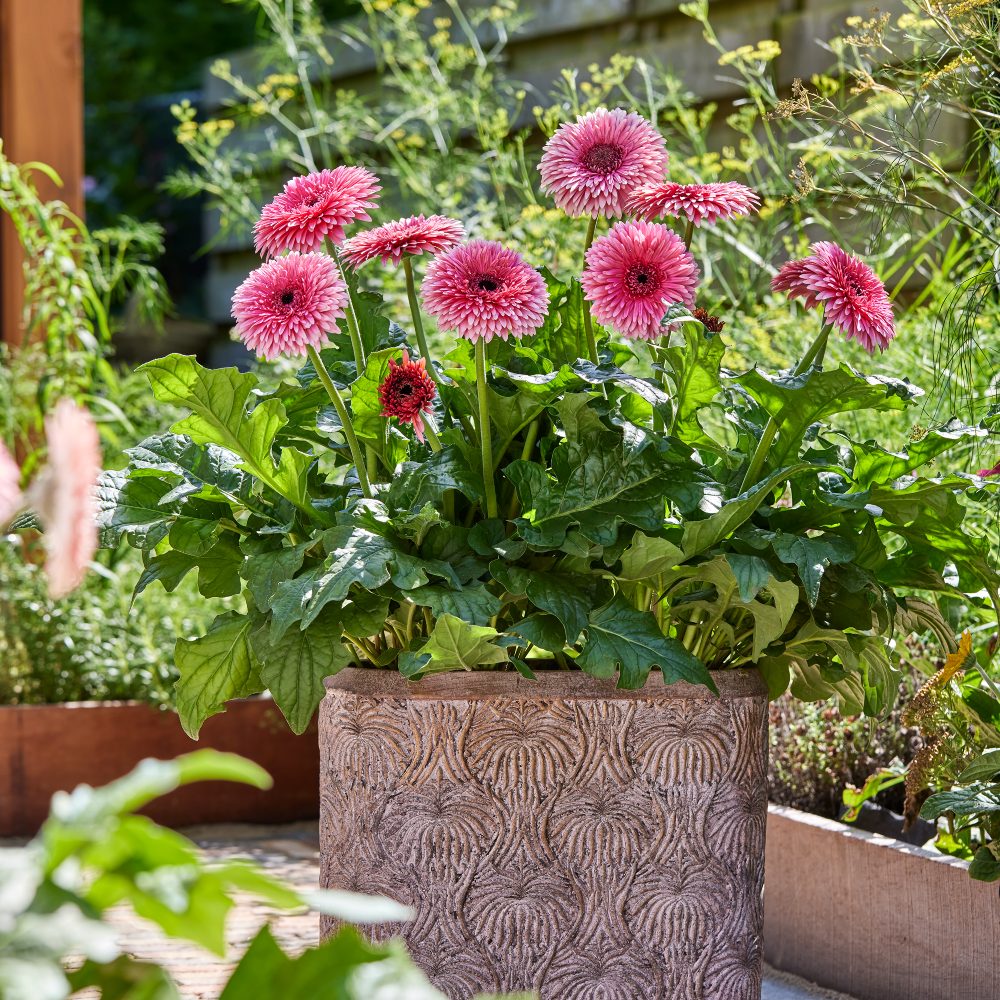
(319, 670, 768, 1000)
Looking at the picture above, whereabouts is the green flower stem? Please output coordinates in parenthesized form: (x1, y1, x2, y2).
(307, 344, 373, 499)
(505, 417, 542, 519)
(403, 257, 437, 385)
(475, 338, 499, 519)
(403, 256, 476, 442)
(329, 243, 367, 371)
(424, 418, 454, 522)
(520, 417, 541, 462)
(328, 241, 377, 483)
(739, 322, 832, 493)
(423, 418, 442, 453)
(582, 215, 600, 365)
(683, 218, 694, 248)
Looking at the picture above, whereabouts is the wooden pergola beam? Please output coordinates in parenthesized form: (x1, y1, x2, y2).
(0, 0, 84, 346)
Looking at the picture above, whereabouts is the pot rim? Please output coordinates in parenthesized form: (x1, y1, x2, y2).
(324, 665, 766, 701)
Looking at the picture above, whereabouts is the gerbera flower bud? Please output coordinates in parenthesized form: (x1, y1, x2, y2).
(26, 401, 100, 599)
(231, 252, 348, 360)
(341, 215, 465, 269)
(253, 166, 381, 257)
(692, 307, 725, 332)
(421, 240, 548, 343)
(538, 108, 668, 218)
(772, 242, 895, 353)
(582, 221, 699, 340)
(626, 181, 760, 227)
(379, 351, 437, 442)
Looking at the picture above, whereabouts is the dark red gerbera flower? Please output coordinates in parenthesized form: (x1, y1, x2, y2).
(379, 350, 437, 442)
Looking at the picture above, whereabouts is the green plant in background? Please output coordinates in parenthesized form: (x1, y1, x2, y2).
(770, 1, 1000, 423)
(0, 542, 219, 706)
(165, 0, 878, 311)
(769, 666, 923, 821)
(0, 148, 168, 462)
(0, 153, 222, 708)
(0, 750, 449, 999)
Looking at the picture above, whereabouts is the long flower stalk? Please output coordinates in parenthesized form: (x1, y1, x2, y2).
(402, 256, 476, 442)
(402, 258, 437, 385)
(306, 344, 373, 498)
(327, 240, 378, 482)
(581, 215, 600, 365)
(475, 338, 498, 519)
(739, 322, 832, 492)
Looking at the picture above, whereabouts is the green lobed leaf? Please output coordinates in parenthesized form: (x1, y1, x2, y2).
(252, 607, 353, 734)
(734, 363, 920, 469)
(241, 538, 311, 609)
(196, 536, 244, 598)
(577, 596, 713, 690)
(406, 583, 502, 627)
(680, 463, 811, 559)
(404, 614, 508, 676)
(851, 419, 986, 488)
(174, 612, 262, 738)
(138, 355, 313, 511)
(97, 470, 175, 548)
(508, 613, 565, 653)
(300, 527, 396, 629)
(126, 432, 248, 506)
(133, 550, 197, 602)
(921, 783, 1000, 820)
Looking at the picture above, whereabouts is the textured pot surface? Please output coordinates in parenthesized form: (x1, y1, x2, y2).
(320, 668, 768, 1000)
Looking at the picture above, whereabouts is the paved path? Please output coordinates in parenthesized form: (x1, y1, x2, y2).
(97, 822, 855, 1000)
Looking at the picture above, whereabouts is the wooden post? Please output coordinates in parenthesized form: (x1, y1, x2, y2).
(0, 0, 84, 346)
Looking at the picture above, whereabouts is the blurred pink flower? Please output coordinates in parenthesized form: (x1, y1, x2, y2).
(582, 221, 699, 340)
(29, 401, 101, 599)
(341, 215, 465, 268)
(253, 166, 381, 257)
(232, 252, 348, 360)
(0, 442, 22, 527)
(421, 240, 548, 343)
(538, 108, 668, 218)
(978, 461, 1000, 478)
(626, 181, 760, 226)
(773, 242, 895, 353)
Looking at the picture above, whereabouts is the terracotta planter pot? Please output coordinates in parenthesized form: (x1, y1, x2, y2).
(320, 668, 768, 999)
(0, 698, 318, 836)
(764, 804, 1000, 1000)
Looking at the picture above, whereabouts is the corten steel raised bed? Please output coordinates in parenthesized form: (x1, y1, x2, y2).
(0, 698, 318, 836)
(764, 804, 1000, 1000)
(320, 667, 768, 1000)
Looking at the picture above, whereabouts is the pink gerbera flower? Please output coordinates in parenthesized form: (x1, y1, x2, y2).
(341, 215, 465, 269)
(582, 221, 699, 340)
(253, 166, 381, 257)
(232, 252, 348, 360)
(772, 242, 895, 353)
(538, 108, 668, 218)
(379, 351, 437, 442)
(27, 401, 101, 599)
(626, 181, 760, 227)
(0, 442, 22, 527)
(421, 240, 548, 343)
